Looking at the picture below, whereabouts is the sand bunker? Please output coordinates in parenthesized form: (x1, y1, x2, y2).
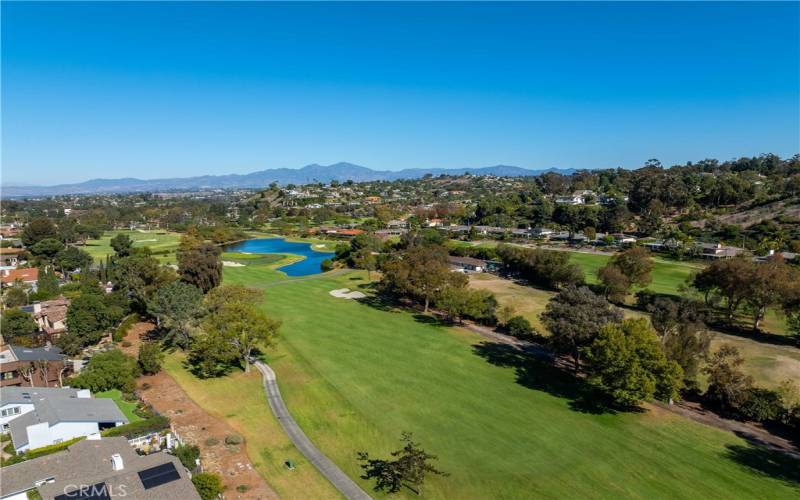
(329, 288, 366, 299)
(222, 260, 246, 267)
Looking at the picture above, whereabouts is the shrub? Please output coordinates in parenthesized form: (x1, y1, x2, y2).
(321, 258, 334, 272)
(173, 443, 201, 470)
(739, 388, 784, 423)
(204, 437, 219, 447)
(237, 485, 249, 493)
(507, 316, 534, 339)
(138, 341, 164, 374)
(121, 340, 132, 347)
(70, 349, 140, 393)
(113, 314, 140, 342)
(224, 433, 243, 445)
(102, 415, 170, 439)
(192, 472, 224, 500)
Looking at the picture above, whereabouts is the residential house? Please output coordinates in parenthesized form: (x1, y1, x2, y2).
(24, 297, 71, 339)
(321, 228, 365, 239)
(698, 243, 744, 259)
(0, 248, 25, 269)
(555, 190, 596, 205)
(448, 256, 486, 273)
(364, 196, 382, 204)
(0, 268, 38, 290)
(0, 437, 200, 500)
(0, 341, 68, 388)
(2, 387, 127, 453)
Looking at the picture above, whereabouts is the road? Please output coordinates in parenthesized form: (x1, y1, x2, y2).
(253, 360, 372, 500)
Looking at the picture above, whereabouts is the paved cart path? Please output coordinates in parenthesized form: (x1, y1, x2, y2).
(253, 361, 372, 500)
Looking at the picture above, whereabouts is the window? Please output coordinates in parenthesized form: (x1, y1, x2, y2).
(1, 371, 16, 380)
(1, 407, 20, 417)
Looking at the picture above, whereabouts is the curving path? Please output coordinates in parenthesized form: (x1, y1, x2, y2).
(253, 360, 372, 500)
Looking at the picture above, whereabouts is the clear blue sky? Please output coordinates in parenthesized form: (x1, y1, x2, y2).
(2, 1, 798, 185)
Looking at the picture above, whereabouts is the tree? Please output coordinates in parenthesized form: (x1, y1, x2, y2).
(357, 432, 448, 495)
(138, 342, 164, 375)
(202, 302, 280, 373)
(21, 218, 58, 246)
(496, 244, 583, 289)
(29, 238, 65, 261)
(34, 266, 60, 300)
(110, 233, 133, 257)
(597, 264, 630, 303)
(611, 246, 653, 287)
(204, 284, 262, 313)
(148, 281, 204, 348)
(744, 255, 798, 331)
(583, 319, 683, 406)
(188, 329, 237, 378)
(703, 344, 754, 412)
(495, 304, 516, 327)
(541, 286, 622, 374)
(692, 258, 753, 325)
(435, 287, 496, 324)
(55, 246, 93, 273)
(3, 284, 28, 307)
(113, 251, 174, 310)
(1, 308, 38, 339)
(597, 247, 652, 302)
(352, 248, 378, 280)
(380, 244, 467, 313)
(507, 316, 535, 339)
(63, 293, 115, 352)
(70, 349, 140, 393)
(192, 472, 223, 500)
(648, 298, 711, 384)
(178, 242, 222, 293)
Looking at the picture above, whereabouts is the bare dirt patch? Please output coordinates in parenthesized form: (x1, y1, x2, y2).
(124, 323, 278, 499)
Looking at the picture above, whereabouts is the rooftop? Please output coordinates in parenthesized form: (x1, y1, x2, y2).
(1, 437, 200, 500)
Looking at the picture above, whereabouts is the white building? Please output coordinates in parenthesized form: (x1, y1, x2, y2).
(1, 387, 127, 453)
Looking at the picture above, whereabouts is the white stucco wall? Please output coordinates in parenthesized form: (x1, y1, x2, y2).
(0, 403, 35, 429)
(17, 421, 102, 452)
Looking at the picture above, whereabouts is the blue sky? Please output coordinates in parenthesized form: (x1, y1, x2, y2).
(2, 2, 799, 185)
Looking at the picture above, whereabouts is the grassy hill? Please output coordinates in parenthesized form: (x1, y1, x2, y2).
(81, 229, 182, 264)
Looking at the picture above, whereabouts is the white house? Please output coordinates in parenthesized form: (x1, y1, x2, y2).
(1, 387, 127, 453)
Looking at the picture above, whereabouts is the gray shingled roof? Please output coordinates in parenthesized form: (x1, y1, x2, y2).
(1, 387, 81, 405)
(1, 437, 200, 500)
(9, 397, 127, 450)
(10, 344, 65, 361)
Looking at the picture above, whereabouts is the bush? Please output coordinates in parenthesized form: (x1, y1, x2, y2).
(507, 316, 534, 339)
(224, 433, 243, 446)
(173, 443, 201, 470)
(70, 349, 140, 393)
(102, 415, 170, 439)
(321, 258, 334, 272)
(138, 341, 164, 374)
(204, 437, 219, 447)
(739, 388, 784, 423)
(192, 472, 224, 500)
(113, 314, 140, 342)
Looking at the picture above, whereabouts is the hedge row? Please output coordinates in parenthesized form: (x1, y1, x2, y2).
(102, 415, 170, 438)
(112, 314, 140, 342)
(1, 437, 84, 467)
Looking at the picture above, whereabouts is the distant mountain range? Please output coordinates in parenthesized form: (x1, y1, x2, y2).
(1, 162, 576, 197)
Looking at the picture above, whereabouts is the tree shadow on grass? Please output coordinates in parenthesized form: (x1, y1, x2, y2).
(412, 314, 449, 328)
(724, 444, 800, 489)
(472, 342, 623, 415)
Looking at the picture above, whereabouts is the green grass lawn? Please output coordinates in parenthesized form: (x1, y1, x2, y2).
(95, 389, 143, 423)
(162, 354, 339, 499)
(567, 251, 703, 296)
(216, 265, 800, 499)
(81, 230, 182, 264)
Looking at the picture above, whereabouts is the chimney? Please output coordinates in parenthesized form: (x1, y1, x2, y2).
(32, 302, 41, 314)
(111, 453, 124, 471)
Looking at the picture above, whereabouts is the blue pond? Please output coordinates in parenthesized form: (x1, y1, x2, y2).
(225, 238, 332, 277)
